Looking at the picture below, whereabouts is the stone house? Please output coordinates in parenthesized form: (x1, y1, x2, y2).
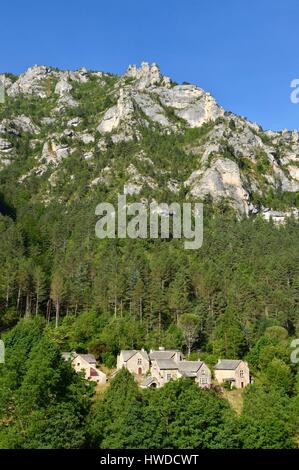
(143, 358, 211, 389)
(149, 347, 183, 364)
(150, 358, 180, 387)
(178, 361, 211, 388)
(62, 352, 107, 384)
(214, 359, 250, 389)
(116, 349, 150, 375)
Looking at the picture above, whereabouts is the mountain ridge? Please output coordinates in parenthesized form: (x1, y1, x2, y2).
(0, 62, 299, 219)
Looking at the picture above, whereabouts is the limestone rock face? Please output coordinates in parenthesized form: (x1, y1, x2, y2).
(2, 61, 299, 220)
(5, 66, 90, 100)
(133, 92, 171, 127)
(288, 165, 299, 181)
(0, 138, 13, 151)
(7, 66, 56, 98)
(125, 62, 165, 90)
(185, 158, 250, 215)
(152, 84, 224, 127)
(54, 75, 78, 109)
(98, 63, 223, 138)
(55, 78, 73, 96)
(0, 115, 40, 135)
(0, 138, 14, 168)
(40, 141, 70, 165)
(97, 89, 135, 134)
(0, 74, 13, 90)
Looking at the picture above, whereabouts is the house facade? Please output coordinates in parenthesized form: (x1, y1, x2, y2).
(62, 352, 107, 384)
(150, 358, 180, 387)
(117, 347, 250, 390)
(142, 357, 211, 389)
(214, 359, 250, 389)
(116, 349, 150, 375)
(178, 361, 211, 388)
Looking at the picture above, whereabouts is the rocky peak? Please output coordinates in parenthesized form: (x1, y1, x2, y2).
(1, 62, 299, 220)
(125, 62, 170, 89)
(7, 65, 56, 98)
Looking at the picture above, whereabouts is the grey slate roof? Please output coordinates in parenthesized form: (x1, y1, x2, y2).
(214, 359, 241, 370)
(178, 361, 203, 374)
(121, 350, 138, 362)
(142, 376, 157, 387)
(149, 350, 179, 361)
(79, 354, 97, 364)
(139, 350, 149, 360)
(62, 352, 97, 364)
(154, 358, 178, 370)
(121, 350, 149, 362)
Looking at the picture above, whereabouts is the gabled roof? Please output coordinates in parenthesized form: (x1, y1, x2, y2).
(178, 361, 203, 376)
(62, 352, 97, 364)
(214, 359, 242, 370)
(120, 350, 137, 362)
(154, 358, 178, 370)
(120, 349, 149, 362)
(149, 350, 180, 361)
(78, 354, 97, 364)
(142, 376, 158, 387)
(139, 350, 149, 360)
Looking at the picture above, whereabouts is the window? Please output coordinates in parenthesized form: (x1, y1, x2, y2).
(200, 377, 207, 385)
(166, 374, 172, 381)
(137, 358, 142, 365)
(240, 370, 244, 378)
(201, 369, 206, 375)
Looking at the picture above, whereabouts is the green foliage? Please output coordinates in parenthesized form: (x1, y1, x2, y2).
(89, 373, 240, 449)
(0, 319, 93, 448)
(255, 147, 272, 175)
(0, 75, 299, 449)
(240, 385, 295, 448)
(212, 307, 246, 358)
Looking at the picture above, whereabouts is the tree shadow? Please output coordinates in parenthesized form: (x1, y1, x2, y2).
(0, 192, 16, 220)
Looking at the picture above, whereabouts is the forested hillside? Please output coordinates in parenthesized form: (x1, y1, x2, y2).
(0, 63, 298, 449)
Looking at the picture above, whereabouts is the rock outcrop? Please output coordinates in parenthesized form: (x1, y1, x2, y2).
(1, 61, 299, 219)
(185, 158, 250, 214)
(7, 66, 56, 98)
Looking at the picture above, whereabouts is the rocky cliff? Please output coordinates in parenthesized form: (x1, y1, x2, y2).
(0, 62, 298, 220)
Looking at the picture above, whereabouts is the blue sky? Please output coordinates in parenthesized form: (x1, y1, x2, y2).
(1, 0, 299, 130)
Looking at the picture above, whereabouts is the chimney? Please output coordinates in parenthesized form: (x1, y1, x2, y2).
(159, 346, 165, 351)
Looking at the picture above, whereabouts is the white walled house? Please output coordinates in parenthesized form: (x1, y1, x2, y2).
(150, 358, 180, 387)
(178, 361, 211, 388)
(116, 349, 150, 375)
(214, 359, 250, 389)
(62, 352, 107, 384)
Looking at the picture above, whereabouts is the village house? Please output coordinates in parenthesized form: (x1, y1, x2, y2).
(149, 358, 180, 387)
(214, 359, 250, 389)
(142, 358, 211, 389)
(116, 349, 150, 375)
(177, 361, 211, 388)
(62, 352, 107, 384)
(117, 347, 249, 391)
(149, 347, 183, 364)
